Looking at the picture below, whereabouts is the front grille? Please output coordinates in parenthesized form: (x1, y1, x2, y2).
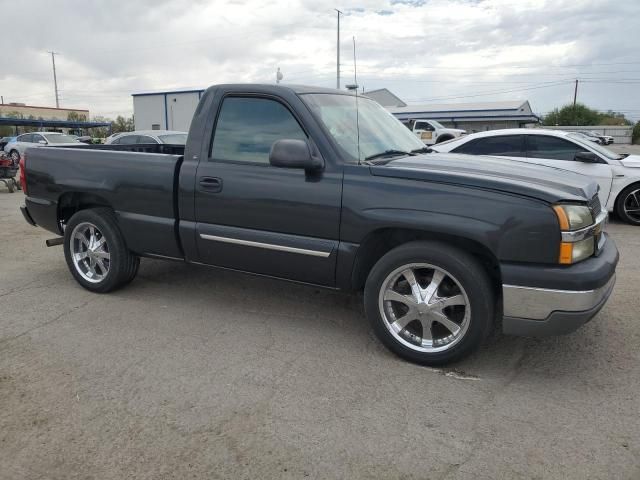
(588, 194, 601, 215)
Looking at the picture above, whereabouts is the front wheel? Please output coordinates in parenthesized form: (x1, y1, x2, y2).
(364, 241, 494, 365)
(9, 150, 20, 162)
(63, 208, 139, 292)
(616, 185, 640, 225)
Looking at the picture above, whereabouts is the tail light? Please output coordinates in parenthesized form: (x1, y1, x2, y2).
(19, 154, 27, 194)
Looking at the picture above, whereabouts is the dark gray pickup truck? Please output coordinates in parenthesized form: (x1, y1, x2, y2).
(20, 84, 618, 365)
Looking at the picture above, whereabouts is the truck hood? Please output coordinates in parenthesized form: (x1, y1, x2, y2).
(371, 152, 598, 204)
(619, 154, 640, 168)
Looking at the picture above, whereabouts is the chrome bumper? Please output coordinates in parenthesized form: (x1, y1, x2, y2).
(502, 274, 616, 336)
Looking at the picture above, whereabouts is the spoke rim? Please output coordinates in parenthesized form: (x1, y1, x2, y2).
(378, 263, 471, 353)
(623, 189, 640, 221)
(70, 222, 110, 283)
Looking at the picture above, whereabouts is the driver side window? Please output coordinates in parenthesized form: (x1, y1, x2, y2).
(415, 121, 434, 132)
(210, 97, 307, 164)
(526, 135, 588, 161)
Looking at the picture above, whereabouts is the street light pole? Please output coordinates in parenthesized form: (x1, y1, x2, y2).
(48, 51, 60, 108)
(335, 9, 342, 89)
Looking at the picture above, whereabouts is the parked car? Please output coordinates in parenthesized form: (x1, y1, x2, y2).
(401, 119, 466, 146)
(4, 132, 84, 161)
(575, 131, 603, 144)
(105, 130, 187, 145)
(0, 136, 16, 151)
(19, 84, 617, 366)
(432, 128, 640, 225)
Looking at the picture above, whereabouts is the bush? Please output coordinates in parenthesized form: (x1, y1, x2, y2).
(633, 122, 640, 145)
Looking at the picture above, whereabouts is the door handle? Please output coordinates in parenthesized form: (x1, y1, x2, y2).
(199, 176, 223, 193)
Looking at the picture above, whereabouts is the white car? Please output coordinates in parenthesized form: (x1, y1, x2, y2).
(432, 128, 640, 225)
(105, 130, 187, 145)
(402, 119, 466, 146)
(4, 132, 83, 161)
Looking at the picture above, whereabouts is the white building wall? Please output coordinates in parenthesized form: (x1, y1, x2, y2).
(165, 92, 200, 131)
(133, 91, 202, 131)
(540, 125, 633, 144)
(133, 95, 166, 130)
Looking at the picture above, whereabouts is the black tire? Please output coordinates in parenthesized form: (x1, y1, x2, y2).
(9, 150, 20, 162)
(122, 255, 141, 286)
(615, 184, 640, 226)
(63, 208, 138, 292)
(364, 241, 494, 366)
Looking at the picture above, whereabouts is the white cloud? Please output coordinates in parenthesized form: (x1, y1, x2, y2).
(1, 0, 638, 120)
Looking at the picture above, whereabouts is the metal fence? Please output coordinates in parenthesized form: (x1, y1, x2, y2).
(538, 125, 633, 144)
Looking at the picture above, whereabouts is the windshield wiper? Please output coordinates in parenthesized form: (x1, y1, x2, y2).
(411, 146, 434, 154)
(364, 149, 413, 162)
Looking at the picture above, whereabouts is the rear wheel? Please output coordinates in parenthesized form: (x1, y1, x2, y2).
(63, 208, 138, 292)
(364, 241, 494, 365)
(615, 184, 640, 226)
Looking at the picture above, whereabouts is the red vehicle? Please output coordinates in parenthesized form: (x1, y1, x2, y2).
(0, 152, 20, 192)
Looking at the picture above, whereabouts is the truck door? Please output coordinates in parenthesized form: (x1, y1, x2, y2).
(413, 120, 436, 145)
(193, 95, 342, 286)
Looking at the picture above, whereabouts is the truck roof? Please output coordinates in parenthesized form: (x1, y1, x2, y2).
(205, 83, 359, 97)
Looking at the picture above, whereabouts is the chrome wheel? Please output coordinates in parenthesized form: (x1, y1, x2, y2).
(623, 189, 640, 223)
(70, 222, 110, 283)
(378, 263, 470, 353)
(10, 150, 19, 162)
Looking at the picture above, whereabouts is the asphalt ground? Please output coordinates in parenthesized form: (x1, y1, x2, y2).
(0, 155, 639, 479)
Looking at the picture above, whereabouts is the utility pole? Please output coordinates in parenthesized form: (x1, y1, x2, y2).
(48, 51, 60, 108)
(573, 79, 578, 107)
(335, 9, 342, 89)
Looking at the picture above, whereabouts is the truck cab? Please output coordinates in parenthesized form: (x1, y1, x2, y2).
(403, 119, 466, 146)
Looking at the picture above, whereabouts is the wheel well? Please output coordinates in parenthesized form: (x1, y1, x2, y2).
(615, 181, 640, 208)
(351, 228, 502, 294)
(436, 134, 454, 143)
(57, 192, 113, 229)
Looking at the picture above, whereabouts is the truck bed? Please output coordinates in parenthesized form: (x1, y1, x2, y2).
(24, 146, 184, 258)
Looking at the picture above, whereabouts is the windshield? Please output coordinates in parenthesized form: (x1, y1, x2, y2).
(429, 120, 445, 129)
(43, 133, 79, 143)
(301, 93, 425, 163)
(158, 133, 188, 144)
(567, 133, 623, 160)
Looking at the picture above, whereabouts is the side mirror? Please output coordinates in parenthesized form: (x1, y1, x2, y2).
(269, 139, 324, 172)
(574, 151, 602, 163)
(38, 140, 47, 145)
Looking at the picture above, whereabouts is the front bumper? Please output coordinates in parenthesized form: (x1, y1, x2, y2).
(501, 235, 618, 337)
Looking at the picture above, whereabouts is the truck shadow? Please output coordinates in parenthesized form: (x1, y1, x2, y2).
(109, 257, 616, 383)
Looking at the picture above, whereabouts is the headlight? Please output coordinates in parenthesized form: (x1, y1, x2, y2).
(552, 204, 593, 230)
(553, 204, 596, 264)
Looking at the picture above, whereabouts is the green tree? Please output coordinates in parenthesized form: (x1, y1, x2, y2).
(543, 104, 632, 126)
(89, 116, 112, 139)
(112, 115, 134, 133)
(67, 111, 88, 122)
(543, 104, 602, 126)
(633, 121, 640, 145)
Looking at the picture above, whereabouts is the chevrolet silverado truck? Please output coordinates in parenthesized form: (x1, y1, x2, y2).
(19, 84, 618, 365)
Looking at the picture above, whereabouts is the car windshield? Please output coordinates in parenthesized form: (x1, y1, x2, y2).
(43, 133, 79, 143)
(301, 93, 425, 163)
(567, 133, 623, 160)
(430, 120, 445, 129)
(157, 133, 188, 144)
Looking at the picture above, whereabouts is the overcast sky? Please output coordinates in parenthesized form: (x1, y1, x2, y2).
(2, 0, 639, 120)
